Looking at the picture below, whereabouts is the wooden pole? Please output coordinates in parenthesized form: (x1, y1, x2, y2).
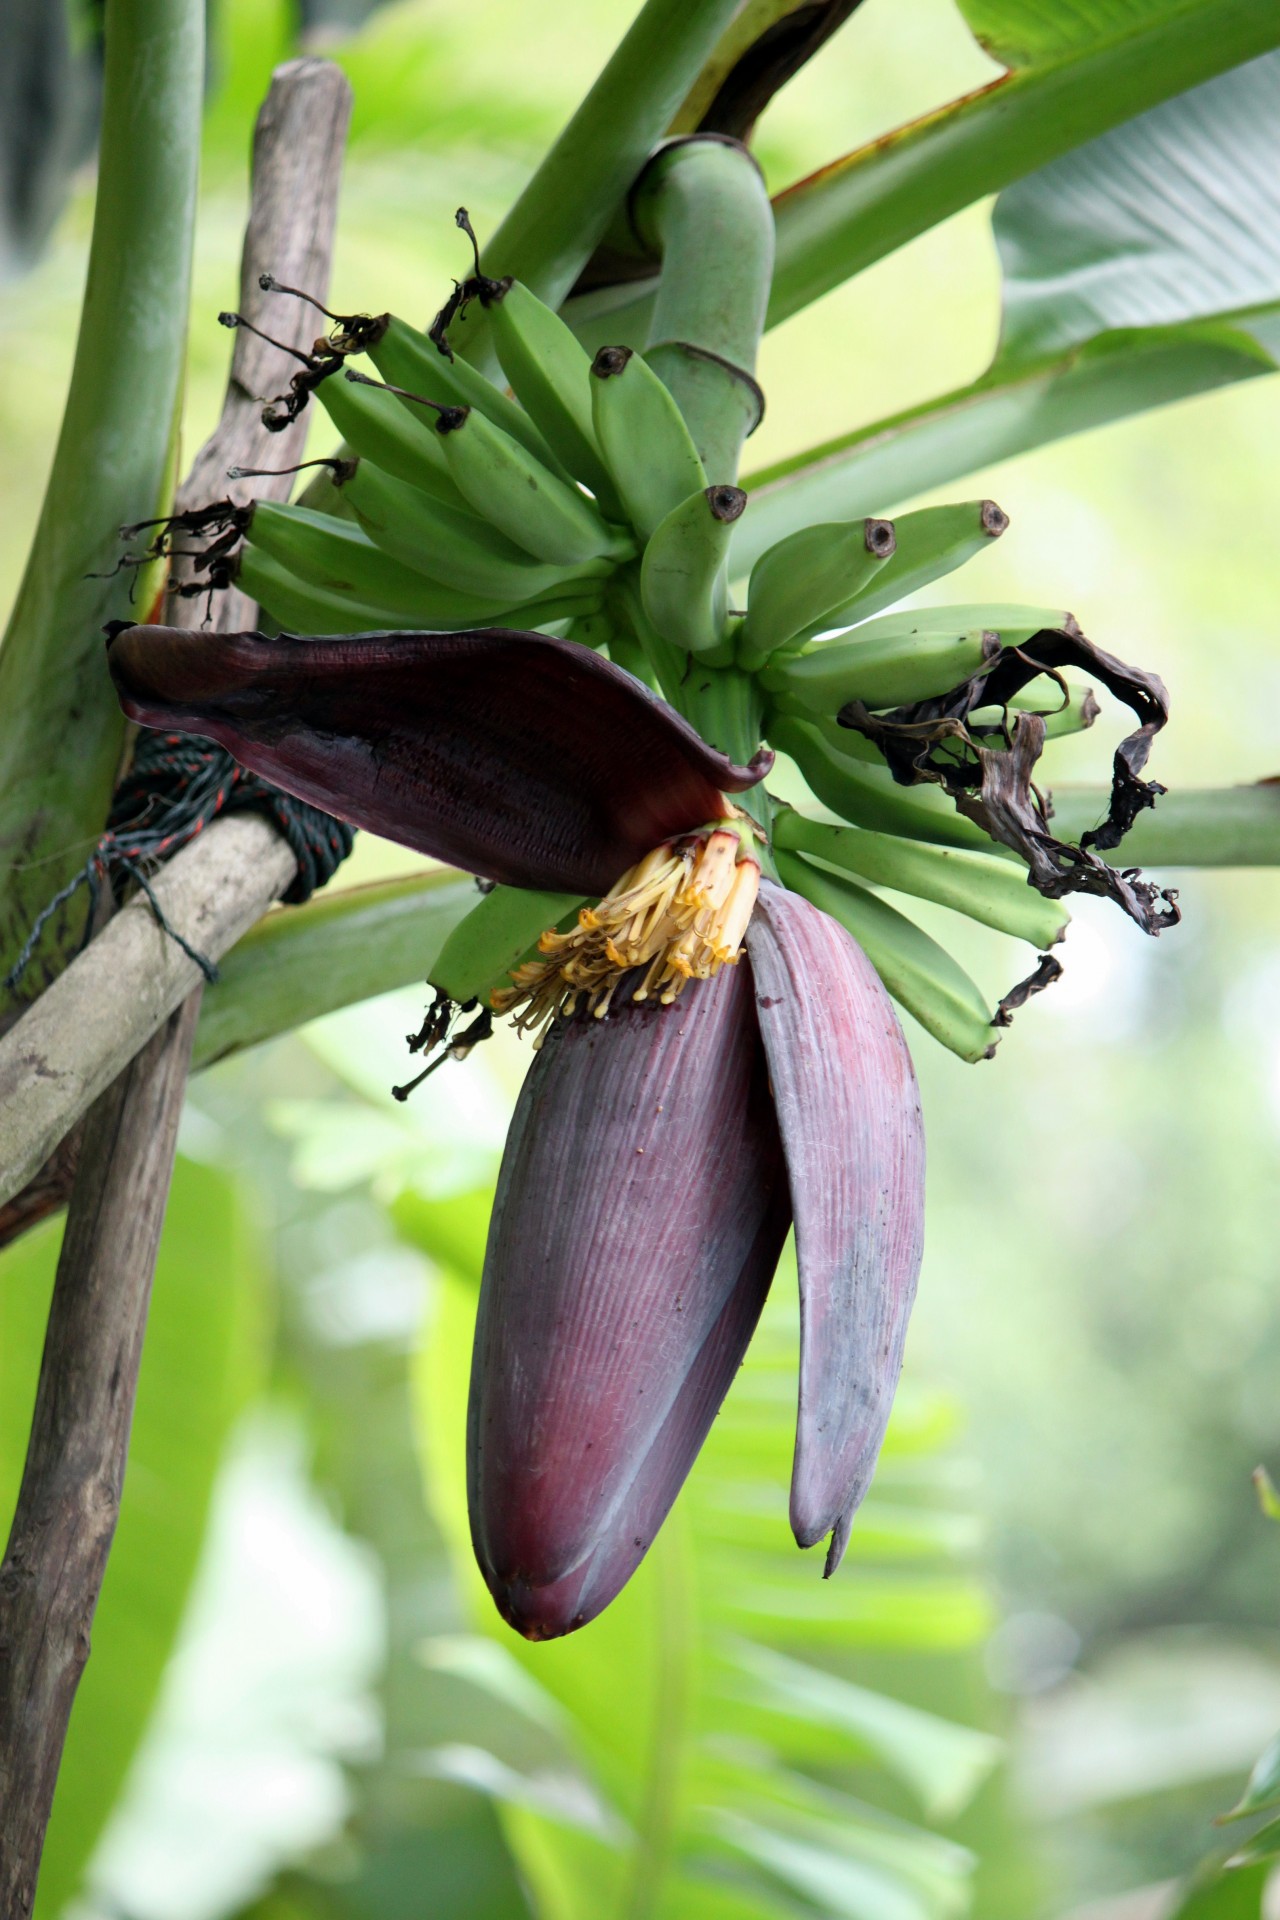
(0, 56, 352, 1907)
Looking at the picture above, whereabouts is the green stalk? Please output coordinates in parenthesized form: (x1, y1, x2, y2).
(615, 137, 776, 846)
(0, 0, 204, 1006)
(634, 138, 774, 486)
(764, 3, 1280, 329)
(1047, 783, 1280, 867)
(448, 0, 743, 361)
(732, 316, 1274, 569)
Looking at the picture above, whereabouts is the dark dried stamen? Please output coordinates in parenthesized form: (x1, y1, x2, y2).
(427, 206, 508, 359)
(226, 457, 355, 483)
(393, 993, 493, 1100)
(344, 367, 466, 429)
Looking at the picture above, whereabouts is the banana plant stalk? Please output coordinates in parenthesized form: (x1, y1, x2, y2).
(0, 0, 203, 1004)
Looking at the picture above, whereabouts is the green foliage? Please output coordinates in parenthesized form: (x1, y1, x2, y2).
(0, 1156, 266, 1917)
(193, 872, 477, 1071)
(402, 1186, 1006, 1920)
(993, 53, 1280, 364)
(740, 48, 1280, 558)
(761, 0, 1280, 327)
(5, 1, 1280, 1914)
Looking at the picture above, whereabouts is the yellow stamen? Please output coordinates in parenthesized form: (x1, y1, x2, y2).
(490, 814, 765, 1042)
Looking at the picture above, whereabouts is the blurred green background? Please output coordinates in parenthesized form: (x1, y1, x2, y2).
(2, 1, 1278, 1915)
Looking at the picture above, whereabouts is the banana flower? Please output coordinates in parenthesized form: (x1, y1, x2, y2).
(108, 624, 925, 1638)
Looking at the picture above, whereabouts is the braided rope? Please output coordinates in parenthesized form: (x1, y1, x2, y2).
(5, 734, 354, 991)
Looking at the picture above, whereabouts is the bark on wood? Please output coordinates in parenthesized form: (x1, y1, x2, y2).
(0, 992, 201, 1912)
(170, 55, 353, 626)
(0, 54, 353, 1237)
(0, 56, 352, 1911)
(0, 811, 296, 1214)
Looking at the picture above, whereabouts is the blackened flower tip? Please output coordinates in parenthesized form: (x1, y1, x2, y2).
(491, 819, 763, 1042)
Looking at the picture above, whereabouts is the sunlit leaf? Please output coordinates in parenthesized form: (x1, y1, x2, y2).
(725, 1642, 1001, 1820)
(408, 1240, 999, 1920)
(994, 52, 1280, 364)
(1254, 1466, 1280, 1521)
(1226, 1814, 1280, 1868)
(1166, 1856, 1273, 1918)
(1219, 1731, 1280, 1822)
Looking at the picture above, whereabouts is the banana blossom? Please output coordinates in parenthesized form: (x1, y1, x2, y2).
(108, 624, 925, 1638)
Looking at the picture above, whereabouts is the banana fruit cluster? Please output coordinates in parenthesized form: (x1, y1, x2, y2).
(216, 275, 1128, 1064)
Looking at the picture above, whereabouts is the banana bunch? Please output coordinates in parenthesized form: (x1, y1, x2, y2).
(204, 272, 1142, 1066)
(225, 276, 736, 651)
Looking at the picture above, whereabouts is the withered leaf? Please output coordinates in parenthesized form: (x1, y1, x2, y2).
(838, 627, 1180, 934)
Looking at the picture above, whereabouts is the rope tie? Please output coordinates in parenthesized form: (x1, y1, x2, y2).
(4, 733, 354, 992)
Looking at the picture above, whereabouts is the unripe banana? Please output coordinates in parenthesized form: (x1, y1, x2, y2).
(767, 601, 1079, 712)
(764, 620, 1001, 716)
(314, 371, 466, 509)
(1004, 679, 1100, 740)
(431, 883, 586, 1005)
(768, 711, 1003, 854)
(797, 500, 1009, 638)
(776, 850, 998, 1063)
(368, 313, 567, 475)
(589, 346, 708, 540)
(337, 458, 607, 603)
(736, 517, 897, 673)
(433, 406, 634, 568)
(238, 542, 426, 634)
(241, 509, 604, 634)
(774, 810, 1068, 948)
(639, 484, 745, 659)
(487, 280, 625, 518)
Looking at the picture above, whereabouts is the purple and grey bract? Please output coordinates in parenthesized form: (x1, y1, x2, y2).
(746, 880, 925, 1575)
(105, 624, 771, 894)
(471, 885, 926, 1637)
(469, 962, 789, 1638)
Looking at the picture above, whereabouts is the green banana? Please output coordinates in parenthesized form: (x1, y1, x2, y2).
(763, 603, 1079, 715)
(768, 711, 1005, 855)
(314, 371, 466, 508)
(433, 406, 634, 569)
(796, 500, 1009, 638)
(368, 312, 567, 475)
(1002, 678, 1100, 740)
(589, 346, 708, 540)
(639, 484, 745, 659)
(736, 516, 897, 673)
(247, 502, 516, 623)
(776, 850, 998, 1064)
(774, 809, 1068, 948)
(238, 542, 426, 635)
(336, 458, 606, 603)
(242, 507, 604, 633)
(431, 882, 586, 1005)
(765, 624, 997, 716)
(487, 280, 625, 518)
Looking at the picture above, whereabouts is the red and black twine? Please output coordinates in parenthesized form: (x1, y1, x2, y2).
(5, 731, 354, 993)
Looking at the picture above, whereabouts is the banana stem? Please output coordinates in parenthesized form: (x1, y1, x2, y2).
(0, 0, 204, 1004)
(685, 664, 775, 862)
(633, 137, 774, 485)
(620, 137, 776, 854)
